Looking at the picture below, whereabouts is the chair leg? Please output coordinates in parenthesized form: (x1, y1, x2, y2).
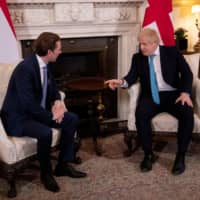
(7, 173, 17, 198)
(93, 139, 102, 156)
(123, 131, 140, 157)
(89, 118, 103, 156)
(73, 134, 83, 164)
(74, 134, 82, 155)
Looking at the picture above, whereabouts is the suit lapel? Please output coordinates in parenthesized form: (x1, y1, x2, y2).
(142, 55, 149, 77)
(159, 46, 166, 79)
(33, 54, 43, 94)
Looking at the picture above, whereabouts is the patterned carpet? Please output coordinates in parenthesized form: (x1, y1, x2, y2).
(1, 133, 200, 200)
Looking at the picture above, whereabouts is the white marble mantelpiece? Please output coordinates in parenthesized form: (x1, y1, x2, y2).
(7, 0, 144, 119)
(7, 0, 143, 3)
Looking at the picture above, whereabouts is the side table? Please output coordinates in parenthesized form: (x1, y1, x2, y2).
(64, 77, 106, 155)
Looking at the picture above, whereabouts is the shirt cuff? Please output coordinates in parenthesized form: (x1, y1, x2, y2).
(120, 79, 128, 88)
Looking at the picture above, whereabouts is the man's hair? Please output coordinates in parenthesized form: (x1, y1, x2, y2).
(138, 28, 160, 44)
(33, 32, 61, 56)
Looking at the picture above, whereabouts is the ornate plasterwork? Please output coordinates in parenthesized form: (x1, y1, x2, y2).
(9, 4, 54, 25)
(7, 0, 143, 4)
(54, 3, 94, 22)
(8, 1, 141, 27)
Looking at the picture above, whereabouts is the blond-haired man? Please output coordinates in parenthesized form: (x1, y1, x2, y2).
(105, 28, 194, 175)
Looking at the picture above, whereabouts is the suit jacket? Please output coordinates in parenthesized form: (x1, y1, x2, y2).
(1, 54, 61, 136)
(124, 46, 193, 98)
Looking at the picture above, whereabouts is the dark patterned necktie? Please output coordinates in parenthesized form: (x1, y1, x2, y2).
(149, 55, 160, 104)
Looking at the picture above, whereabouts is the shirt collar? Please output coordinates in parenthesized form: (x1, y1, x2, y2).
(36, 54, 47, 69)
(153, 46, 160, 56)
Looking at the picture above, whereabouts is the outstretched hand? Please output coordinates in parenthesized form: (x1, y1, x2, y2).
(104, 79, 123, 90)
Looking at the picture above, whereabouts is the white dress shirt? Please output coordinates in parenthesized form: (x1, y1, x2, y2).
(36, 54, 47, 85)
(122, 47, 176, 91)
(151, 47, 176, 91)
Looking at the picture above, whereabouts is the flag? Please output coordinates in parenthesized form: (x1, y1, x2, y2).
(0, 0, 19, 63)
(142, 0, 175, 46)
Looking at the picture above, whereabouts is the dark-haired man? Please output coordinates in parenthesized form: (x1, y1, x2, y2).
(1, 32, 87, 193)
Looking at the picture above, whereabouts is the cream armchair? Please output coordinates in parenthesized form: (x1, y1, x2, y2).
(0, 62, 63, 198)
(124, 53, 200, 155)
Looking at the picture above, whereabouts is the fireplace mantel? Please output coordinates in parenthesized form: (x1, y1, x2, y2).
(8, 0, 143, 39)
(7, 0, 144, 119)
(7, 0, 143, 4)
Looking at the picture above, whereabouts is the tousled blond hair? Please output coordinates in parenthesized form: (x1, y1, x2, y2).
(138, 28, 160, 44)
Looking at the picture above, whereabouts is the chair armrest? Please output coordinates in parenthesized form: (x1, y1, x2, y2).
(193, 78, 200, 118)
(128, 82, 141, 110)
(0, 120, 16, 163)
(127, 82, 141, 131)
(59, 90, 68, 112)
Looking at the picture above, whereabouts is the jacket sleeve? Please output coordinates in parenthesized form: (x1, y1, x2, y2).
(176, 50, 193, 95)
(123, 54, 140, 87)
(47, 72, 61, 104)
(15, 65, 53, 124)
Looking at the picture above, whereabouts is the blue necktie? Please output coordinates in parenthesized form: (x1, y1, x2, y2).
(41, 66, 48, 108)
(149, 55, 160, 104)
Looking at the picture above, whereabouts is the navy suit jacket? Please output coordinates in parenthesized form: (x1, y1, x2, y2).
(124, 46, 193, 98)
(1, 54, 61, 136)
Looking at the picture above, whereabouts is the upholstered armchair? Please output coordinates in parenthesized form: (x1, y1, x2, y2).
(0, 63, 64, 198)
(124, 53, 200, 155)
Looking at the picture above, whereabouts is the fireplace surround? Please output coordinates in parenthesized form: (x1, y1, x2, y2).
(8, 0, 144, 120)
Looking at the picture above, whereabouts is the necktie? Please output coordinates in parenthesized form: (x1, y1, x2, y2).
(149, 55, 160, 104)
(41, 66, 48, 108)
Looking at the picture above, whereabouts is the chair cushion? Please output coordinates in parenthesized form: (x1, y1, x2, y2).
(9, 136, 37, 164)
(152, 113, 200, 133)
(152, 113, 177, 132)
(1, 128, 61, 165)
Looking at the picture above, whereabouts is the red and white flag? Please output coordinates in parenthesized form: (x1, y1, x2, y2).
(0, 0, 19, 63)
(142, 0, 175, 46)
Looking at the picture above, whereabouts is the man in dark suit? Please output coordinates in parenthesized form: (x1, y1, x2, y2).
(1, 32, 87, 193)
(105, 28, 194, 175)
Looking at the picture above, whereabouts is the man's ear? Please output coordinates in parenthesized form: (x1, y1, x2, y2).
(47, 49, 52, 55)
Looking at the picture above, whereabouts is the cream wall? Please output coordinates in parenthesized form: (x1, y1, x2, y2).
(173, 1, 199, 51)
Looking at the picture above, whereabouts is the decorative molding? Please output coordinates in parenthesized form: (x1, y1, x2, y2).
(9, 10, 24, 24)
(9, 3, 53, 25)
(55, 3, 94, 22)
(7, 0, 143, 4)
(8, 1, 142, 26)
(95, 6, 136, 22)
